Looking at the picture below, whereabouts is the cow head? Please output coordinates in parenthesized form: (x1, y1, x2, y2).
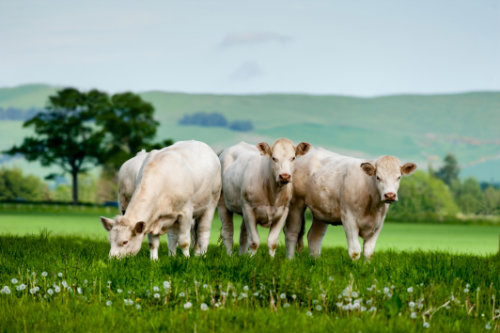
(100, 216, 146, 258)
(257, 138, 311, 185)
(360, 156, 416, 204)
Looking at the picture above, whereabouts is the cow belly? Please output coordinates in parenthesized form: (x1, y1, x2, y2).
(254, 206, 286, 227)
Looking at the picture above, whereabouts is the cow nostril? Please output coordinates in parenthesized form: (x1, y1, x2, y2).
(384, 192, 396, 200)
(279, 173, 291, 181)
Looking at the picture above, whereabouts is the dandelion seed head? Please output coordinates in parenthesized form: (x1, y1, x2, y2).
(106, 300, 112, 306)
(154, 293, 160, 298)
(178, 291, 185, 297)
(135, 304, 141, 310)
(306, 311, 312, 317)
(58, 273, 63, 278)
(117, 289, 123, 293)
(409, 301, 415, 309)
(200, 303, 209, 311)
(47, 288, 54, 295)
(243, 285, 249, 291)
(11, 278, 18, 285)
(410, 312, 417, 319)
(315, 305, 322, 311)
(423, 322, 430, 328)
(184, 302, 192, 309)
(41, 272, 48, 277)
(1, 286, 11, 295)
(485, 322, 492, 330)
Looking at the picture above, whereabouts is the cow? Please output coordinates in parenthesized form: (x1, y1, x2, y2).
(218, 138, 311, 257)
(284, 148, 416, 260)
(117, 149, 149, 215)
(100, 140, 222, 260)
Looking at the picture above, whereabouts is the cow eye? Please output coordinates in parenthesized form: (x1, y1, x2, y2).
(291, 156, 295, 161)
(122, 240, 128, 246)
(376, 176, 381, 181)
(272, 157, 277, 162)
(397, 176, 401, 180)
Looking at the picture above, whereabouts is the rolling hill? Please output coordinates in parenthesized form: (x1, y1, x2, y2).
(0, 84, 499, 182)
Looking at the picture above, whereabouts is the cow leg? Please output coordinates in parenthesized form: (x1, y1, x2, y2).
(238, 220, 249, 254)
(148, 233, 160, 261)
(362, 223, 383, 260)
(177, 210, 194, 257)
(284, 200, 306, 259)
(194, 204, 217, 256)
(307, 218, 328, 257)
(268, 207, 288, 257)
(242, 203, 260, 256)
(342, 213, 362, 260)
(218, 194, 234, 255)
(167, 226, 179, 256)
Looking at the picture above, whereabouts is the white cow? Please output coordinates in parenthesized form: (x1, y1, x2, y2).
(218, 139, 310, 256)
(284, 148, 416, 260)
(100, 140, 222, 259)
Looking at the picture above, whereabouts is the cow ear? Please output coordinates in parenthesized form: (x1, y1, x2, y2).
(256, 142, 272, 156)
(134, 221, 146, 234)
(295, 142, 311, 157)
(360, 162, 376, 176)
(401, 162, 417, 175)
(100, 217, 115, 232)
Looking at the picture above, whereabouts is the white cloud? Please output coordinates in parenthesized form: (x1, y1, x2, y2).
(229, 61, 263, 81)
(220, 32, 292, 48)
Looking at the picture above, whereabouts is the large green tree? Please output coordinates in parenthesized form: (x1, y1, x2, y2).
(5, 88, 170, 204)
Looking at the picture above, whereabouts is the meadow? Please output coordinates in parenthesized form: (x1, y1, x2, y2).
(0, 206, 499, 332)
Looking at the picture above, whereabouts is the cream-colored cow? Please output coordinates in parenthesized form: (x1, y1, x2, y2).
(284, 148, 416, 260)
(100, 140, 222, 259)
(117, 149, 149, 215)
(218, 139, 310, 256)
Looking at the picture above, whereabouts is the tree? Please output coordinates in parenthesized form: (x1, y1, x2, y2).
(0, 167, 49, 201)
(435, 154, 460, 186)
(454, 177, 484, 214)
(96, 92, 172, 171)
(5, 88, 108, 204)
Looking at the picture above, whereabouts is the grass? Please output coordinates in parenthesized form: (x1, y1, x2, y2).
(0, 206, 499, 255)
(0, 233, 499, 332)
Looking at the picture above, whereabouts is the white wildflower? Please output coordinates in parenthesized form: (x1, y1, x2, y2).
(369, 306, 377, 312)
(410, 312, 417, 319)
(315, 305, 322, 311)
(408, 301, 415, 309)
(336, 302, 343, 308)
(1, 286, 11, 295)
(292, 294, 297, 300)
(464, 288, 469, 293)
(243, 285, 249, 291)
(61, 281, 68, 289)
(329, 276, 334, 281)
(41, 272, 48, 277)
(361, 306, 367, 312)
(77, 287, 82, 295)
(485, 322, 492, 330)
(383, 287, 390, 294)
(200, 303, 209, 311)
(184, 302, 192, 309)
(47, 288, 54, 295)
(178, 291, 185, 297)
(106, 300, 112, 306)
(135, 304, 141, 310)
(58, 273, 63, 278)
(283, 303, 291, 308)
(29, 287, 39, 294)
(124, 299, 134, 306)
(117, 289, 123, 293)
(11, 278, 18, 285)
(423, 322, 430, 328)
(352, 291, 359, 298)
(54, 286, 61, 293)
(154, 293, 160, 298)
(202, 284, 208, 289)
(16, 284, 26, 291)
(163, 281, 171, 289)
(306, 311, 312, 317)
(153, 286, 160, 292)
(253, 292, 259, 297)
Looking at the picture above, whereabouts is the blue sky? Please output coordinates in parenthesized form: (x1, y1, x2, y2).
(1, 0, 499, 96)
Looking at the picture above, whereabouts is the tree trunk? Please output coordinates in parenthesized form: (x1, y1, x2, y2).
(72, 170, 78, 204)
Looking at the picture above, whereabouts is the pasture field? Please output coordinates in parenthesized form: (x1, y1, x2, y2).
(0, 233, 499, 332)
(0, 206, 499, 255)
(1, 207, 499, 331)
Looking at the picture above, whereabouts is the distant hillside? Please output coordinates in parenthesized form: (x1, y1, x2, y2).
(1, 84, 499, 182)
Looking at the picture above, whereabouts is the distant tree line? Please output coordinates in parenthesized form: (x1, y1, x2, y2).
(0, 107, 40, 120)
(388, 153, 500, 221)
(178, 112, 254, 132)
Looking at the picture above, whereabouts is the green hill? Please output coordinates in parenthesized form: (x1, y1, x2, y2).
(1, 84, 499, 182)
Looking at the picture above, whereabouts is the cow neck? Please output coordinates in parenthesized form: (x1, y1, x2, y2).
(262, 163, 291, 207)
(123, 184, 155, 228)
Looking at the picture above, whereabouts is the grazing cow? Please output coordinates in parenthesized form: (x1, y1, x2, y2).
(284, 148, 416, 260)
(100, 140, 222, 259)
(218, 139, 311, 256)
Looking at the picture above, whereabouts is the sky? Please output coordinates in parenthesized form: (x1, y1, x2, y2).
(1, 0, 499, 96)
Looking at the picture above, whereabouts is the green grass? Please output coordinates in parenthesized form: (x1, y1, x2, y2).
(0, 208, 499, 255)
(0, 233, 498, 332)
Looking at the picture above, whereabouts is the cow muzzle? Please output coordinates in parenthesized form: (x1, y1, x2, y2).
(383, 192, 397, 203)
(278, 173, 291, 184)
